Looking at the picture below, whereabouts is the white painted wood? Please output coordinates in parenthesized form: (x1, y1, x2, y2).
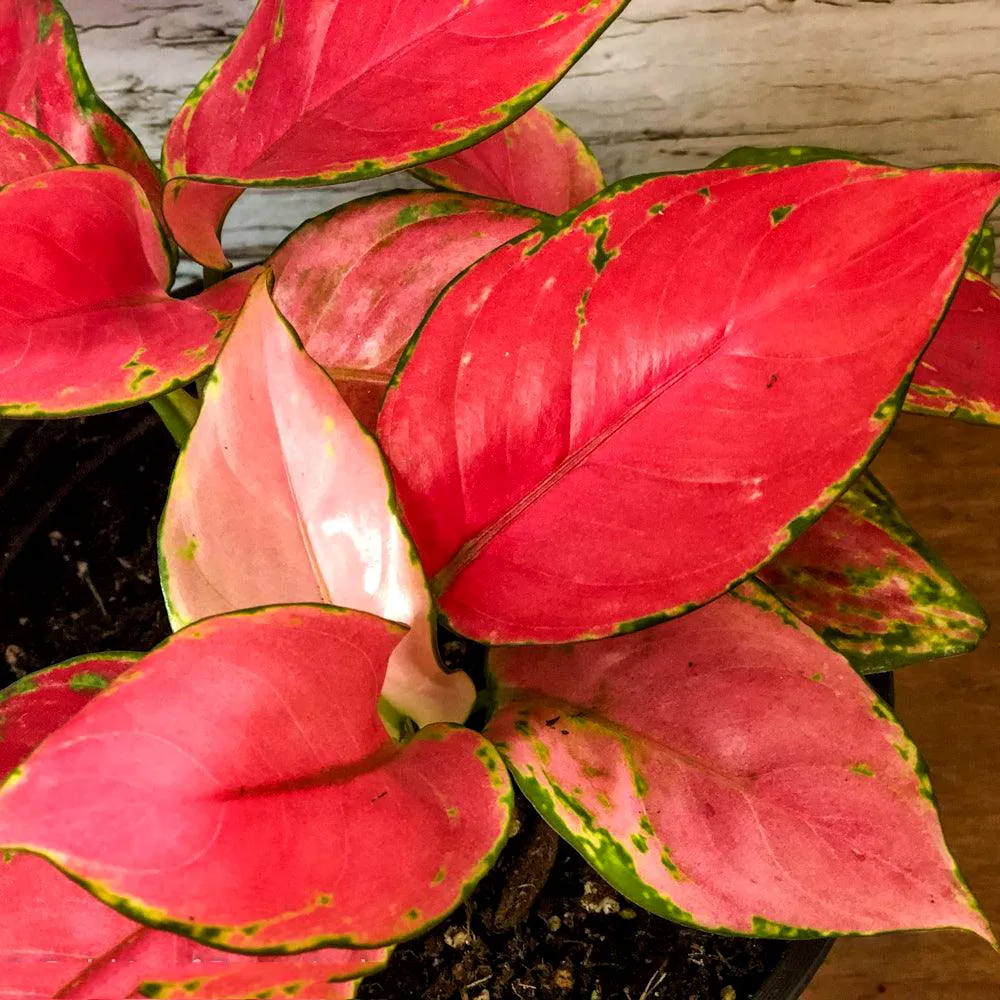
(64, 0, 1000, 273)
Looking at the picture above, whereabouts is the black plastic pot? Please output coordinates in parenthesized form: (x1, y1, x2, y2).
(0, 408, 894, 1000)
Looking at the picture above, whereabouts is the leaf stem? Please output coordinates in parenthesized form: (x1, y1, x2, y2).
(149, 388, 200, 447)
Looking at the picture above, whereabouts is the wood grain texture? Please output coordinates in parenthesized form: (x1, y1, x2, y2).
(805, 415, 1000, 999)
(65, 0, 1000, 275)
(61, 1, 1000, 991)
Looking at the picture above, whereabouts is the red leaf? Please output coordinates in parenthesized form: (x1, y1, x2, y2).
(160, 274, 474, 726)
(0, 605, 512, 951)
(904, 269, 1000, 425)
(486, 582, 993, 940)
(0, 656, 384, 999)
(0, 111, 72, 184)
(161, 0, 627, 265)
(0, 167, 255, 416)
(412, 106, 605, 215)
(758, 474, 987, 672)
(378, 161, 1000, 643)
(0, 0, 164, 220)
(268, 191, 542, 431)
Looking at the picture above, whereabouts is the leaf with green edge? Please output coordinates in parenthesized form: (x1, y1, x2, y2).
(0, 166, 258, 417)
(411, 106, 605, 215)
(161, 0, 629, 267)
(708, 147, 1000, 429)
(0, 654, 386, 1000)
(160, 272, 474, 727)
(0, 0, 164, 222)
(0, 111, 72, 184)
(0, 604, 512, 952)
(378, 160, 1000, 644)
(267, 190, 543, 431)
(485, 581, 993, 942)
(903, 269, 1000, 426)
(757, 473, 988, 671)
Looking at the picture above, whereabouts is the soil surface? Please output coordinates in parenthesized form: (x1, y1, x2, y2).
(0, 407, 788, 1000)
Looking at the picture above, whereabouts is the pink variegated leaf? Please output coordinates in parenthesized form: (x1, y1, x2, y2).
(378, 161, 1000, 643)
(161, 0, 628, 266)
(0, 0, 163, 219)
(160, 274, 474, 726)
(0, 656, 385, 999)
(904, 269, 1000, 425)
(0, 111, 72, 184)
(486, 581, 992, 941)
(0, 605, 512, 951)
(268, 191, 542, 430)
(0, 166, 256, 417)
(757, 473, 987, 672)
(412, 106, 604, 215)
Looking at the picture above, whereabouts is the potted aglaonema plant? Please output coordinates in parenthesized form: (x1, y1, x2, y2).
(1, 1, 998, 998)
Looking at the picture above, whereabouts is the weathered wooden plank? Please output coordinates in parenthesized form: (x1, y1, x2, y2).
(65, 0, 1000, 271)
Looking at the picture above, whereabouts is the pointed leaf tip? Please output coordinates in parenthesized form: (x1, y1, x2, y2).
(161, 0, 627, 263)
(759, 473, 988, 671)
(0, 605, 511, 951)
(487, 584, 992, 941)
(378, 160, 1000, 643)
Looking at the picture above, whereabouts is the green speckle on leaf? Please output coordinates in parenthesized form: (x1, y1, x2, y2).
(447, 806, 460, 818)
(810, 672, 824, 682)
(696, 187, 711, 201)
(648, 201, 665, 216)
(851, 762, 875, 777)
(631, 833, 648, 853)
(770, 204, 795, 226)
(660, 847, 684, 882)
(406, 908, 420, 921)
(432, 867, 446, 885)
(581, 214, 619, 273)
(234, 67, 258, 94)
(639, 815, 655, 835)
(179, 537, 198, 561)
(871, 699, 893, 721)
(750, 916, 824, 939)
(68, 671, 112, 693)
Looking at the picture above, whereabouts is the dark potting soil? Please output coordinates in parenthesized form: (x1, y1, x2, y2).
(0, 407, 787, 1000)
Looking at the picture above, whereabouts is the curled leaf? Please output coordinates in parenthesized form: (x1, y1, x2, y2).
(268, 191, 542, 430)
(160, 274, 474, 726)
(161, 0, 628, 265)
(0, 605, 511, 951)
(379, 160, 1000, 643)
(486, 583, 992, 941)
(412, 106, 605, 215)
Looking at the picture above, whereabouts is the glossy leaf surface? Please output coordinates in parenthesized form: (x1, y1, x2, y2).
(0, 167, 258, 416)
(486, 582, 992, 940)
(0, 605, 512, 951)
(161, 0, 628, 265)
(412, 106, 605, 215)
(904, 270, 1000, 425)
(160, 274, 474, 726)
(0, 0, 163, 215)
(0, 111, 72, 184)
(0, 655, 384, 1000)
(268, 191, 541, 430)
(758, 474, 988, 671)
(379, 161, 1000, 643)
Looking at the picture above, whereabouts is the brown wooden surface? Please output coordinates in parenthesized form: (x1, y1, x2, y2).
(804, 414, 1000, 999)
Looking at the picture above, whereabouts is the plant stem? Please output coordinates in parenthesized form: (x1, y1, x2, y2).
(149, 388, 200, 447)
